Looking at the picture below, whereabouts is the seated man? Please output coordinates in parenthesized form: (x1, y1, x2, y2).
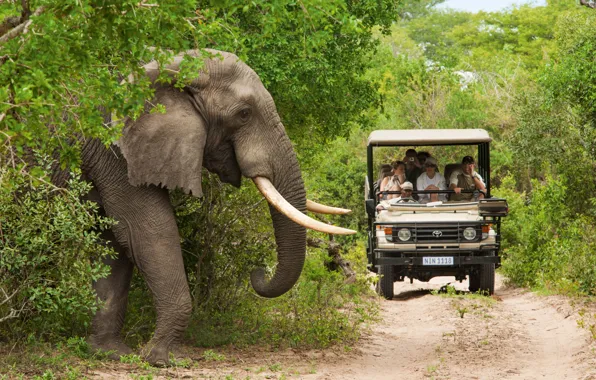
(449, 156, 486, 201)
(416, 157, 447, 204)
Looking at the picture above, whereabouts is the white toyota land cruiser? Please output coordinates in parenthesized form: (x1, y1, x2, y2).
(364, 129, 508, 299)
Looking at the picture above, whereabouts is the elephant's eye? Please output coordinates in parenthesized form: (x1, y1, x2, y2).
(238, 108, 252, 121)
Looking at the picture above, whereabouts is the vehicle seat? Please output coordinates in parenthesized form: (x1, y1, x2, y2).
(443, 163, 461, 183)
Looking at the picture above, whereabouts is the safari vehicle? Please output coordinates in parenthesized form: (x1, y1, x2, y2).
(364, 129, 508, 299)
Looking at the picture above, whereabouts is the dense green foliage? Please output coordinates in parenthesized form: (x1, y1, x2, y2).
(500, 6, 596, 294)
(0, 165, 114, 339)
(2, 0, 596, 365)
(496, 176, 596, 294)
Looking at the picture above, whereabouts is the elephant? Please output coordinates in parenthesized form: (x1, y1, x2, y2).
(80, 49, 355, 366)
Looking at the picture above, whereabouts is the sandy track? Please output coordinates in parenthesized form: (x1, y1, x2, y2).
(305, 275, 596, 380)
(92, 274, 596, 379)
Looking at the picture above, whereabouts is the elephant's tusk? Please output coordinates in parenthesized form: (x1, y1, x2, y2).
(253, 177, 356, 235)
(306, 199, 352, 215)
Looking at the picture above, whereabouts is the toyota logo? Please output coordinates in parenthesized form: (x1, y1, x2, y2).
(432, 230, 443, 238)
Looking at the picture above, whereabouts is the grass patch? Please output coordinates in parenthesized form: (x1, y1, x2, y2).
(431, 285, 496, 319)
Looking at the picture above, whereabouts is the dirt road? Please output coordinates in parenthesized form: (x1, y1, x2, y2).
(94, 275, 596, 379)
(302, 275, 596, 380)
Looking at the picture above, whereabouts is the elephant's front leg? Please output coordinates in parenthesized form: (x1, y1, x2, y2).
(136, 232, 192, 366)
(113, 189, 192, 367)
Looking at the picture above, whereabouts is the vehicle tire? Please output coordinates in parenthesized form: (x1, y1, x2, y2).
(468, 267, 480, 293)
(478, 262, 495, 295)
(377, 265, 394, 300)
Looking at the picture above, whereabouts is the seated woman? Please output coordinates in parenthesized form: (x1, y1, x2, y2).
(416, 157, 447, 204)
(380, 160, 406, 200)
(373, 164, 393, 199)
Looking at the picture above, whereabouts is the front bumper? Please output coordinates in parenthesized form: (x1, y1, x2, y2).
(374, 250, 500, 266)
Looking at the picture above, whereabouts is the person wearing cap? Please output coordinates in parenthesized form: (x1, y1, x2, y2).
(449, 156, 486, 201)
(376, 181, 418, 211)
(394, 181, 418, 203)
(416, 157, 447, 203)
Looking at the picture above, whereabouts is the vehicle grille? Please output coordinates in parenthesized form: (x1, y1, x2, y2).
(392, 223, 481, 243)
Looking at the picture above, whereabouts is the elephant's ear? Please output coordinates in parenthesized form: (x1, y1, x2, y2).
(119, 90, 206, 197)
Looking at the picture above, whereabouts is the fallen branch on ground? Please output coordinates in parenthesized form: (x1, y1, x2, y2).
(307, 236, 356, 283)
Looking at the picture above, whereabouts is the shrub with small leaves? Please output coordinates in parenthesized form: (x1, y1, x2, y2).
(0, 166, 115, 340)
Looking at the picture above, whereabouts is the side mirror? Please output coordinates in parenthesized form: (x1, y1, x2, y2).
(479, 198, 508, 216)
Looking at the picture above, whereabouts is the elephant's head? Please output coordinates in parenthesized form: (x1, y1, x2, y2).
(119, 50, 353, 298)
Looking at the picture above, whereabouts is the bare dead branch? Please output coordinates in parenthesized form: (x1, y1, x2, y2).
(0, 303, 27, 323)
(579, 0, 596, 9)
(0, 287, 20, 307)
(0, 6, 44, 45)
(307, 236, 356, 282)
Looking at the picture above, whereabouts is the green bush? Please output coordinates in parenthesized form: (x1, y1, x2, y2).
(496, 175, 596, 295)
(0, 166, 115, 341)
(184, 244, 378, 349)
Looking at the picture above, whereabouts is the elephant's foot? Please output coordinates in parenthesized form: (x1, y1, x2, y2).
(141, 340, 171, 367)
(88, 334, 133, 360)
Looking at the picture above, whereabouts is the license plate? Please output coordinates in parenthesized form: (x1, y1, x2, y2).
(423, 256, 454, 266)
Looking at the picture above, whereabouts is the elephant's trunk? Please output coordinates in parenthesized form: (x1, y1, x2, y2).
(249, 139, 307, 298)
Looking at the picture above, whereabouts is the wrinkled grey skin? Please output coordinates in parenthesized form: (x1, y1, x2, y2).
(83, 50, 306, 366)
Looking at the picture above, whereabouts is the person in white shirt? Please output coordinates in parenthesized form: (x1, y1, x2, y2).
(449, 155, 486, 201)
(416, 157, 447, 203)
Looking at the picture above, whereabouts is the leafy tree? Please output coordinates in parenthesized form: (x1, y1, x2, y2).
(0, 0, 199, 168)
(0, 0, 400, 346)
(192, 0, 403, 146)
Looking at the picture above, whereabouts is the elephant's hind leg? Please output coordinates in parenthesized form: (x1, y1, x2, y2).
(88, 229, 134, 359)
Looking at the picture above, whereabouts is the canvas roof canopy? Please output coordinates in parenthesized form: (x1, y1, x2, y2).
(367, 129, 491, 146)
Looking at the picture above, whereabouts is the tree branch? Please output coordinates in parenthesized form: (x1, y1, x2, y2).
(579, 0, 596, 9)
(0, 6, 44, 45)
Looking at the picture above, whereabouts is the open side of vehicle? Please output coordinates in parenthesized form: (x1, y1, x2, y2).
(364, 129, 508, 299)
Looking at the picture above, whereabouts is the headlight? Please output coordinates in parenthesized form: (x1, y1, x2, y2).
(398, 228, 411, 242)
(463, 227, 477, 241)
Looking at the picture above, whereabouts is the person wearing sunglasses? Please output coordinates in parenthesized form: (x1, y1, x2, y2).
(449, 155, 486, 201)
